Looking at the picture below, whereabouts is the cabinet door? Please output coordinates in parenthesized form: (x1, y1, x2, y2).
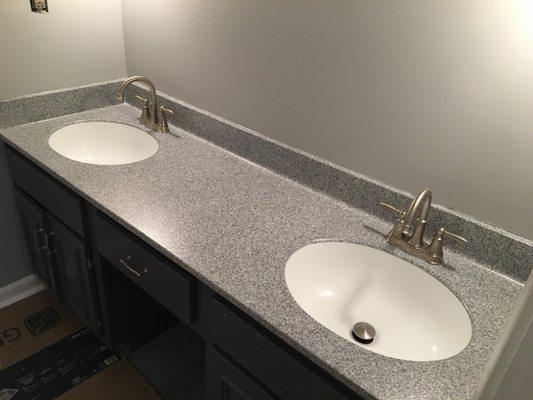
(46, 213, 98, 330)
(14, 189, 57, 294)
(207, 347, 278, 400)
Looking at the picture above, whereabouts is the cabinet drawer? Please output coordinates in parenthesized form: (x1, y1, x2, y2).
(5, 146, 85, 238)
(211, 297, 358, 400)
(207, 346, 278, 400)
(93, 211, 195, 323)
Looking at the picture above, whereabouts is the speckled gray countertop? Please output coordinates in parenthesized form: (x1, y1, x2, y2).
(1, 104, 523, 400)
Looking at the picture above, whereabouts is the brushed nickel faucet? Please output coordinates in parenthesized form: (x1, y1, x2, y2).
(380, 188, 467, 264)
(116, 76, 174, 133)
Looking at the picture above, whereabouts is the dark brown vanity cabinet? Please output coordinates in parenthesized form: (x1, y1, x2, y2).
(210, 299, 358, 400)
(6, 146, 99, 332)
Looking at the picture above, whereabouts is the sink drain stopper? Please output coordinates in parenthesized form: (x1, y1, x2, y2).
(351, 322, 376, 344)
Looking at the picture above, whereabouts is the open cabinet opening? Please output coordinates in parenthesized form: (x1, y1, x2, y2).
(100, 257, 205, 400)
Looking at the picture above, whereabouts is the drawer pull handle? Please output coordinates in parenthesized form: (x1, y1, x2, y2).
(120, 256, 149, 278)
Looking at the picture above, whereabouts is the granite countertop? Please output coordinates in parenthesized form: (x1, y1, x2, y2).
(1, 104, 523, 400)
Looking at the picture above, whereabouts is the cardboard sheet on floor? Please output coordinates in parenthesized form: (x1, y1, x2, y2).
(0, 291, 83, 369)
(0, 291, 160, 400)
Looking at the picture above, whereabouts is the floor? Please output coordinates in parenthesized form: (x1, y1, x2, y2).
(0, 290, 160, 400)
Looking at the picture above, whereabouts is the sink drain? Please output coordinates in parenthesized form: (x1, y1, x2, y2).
(351, 322, 376, 344)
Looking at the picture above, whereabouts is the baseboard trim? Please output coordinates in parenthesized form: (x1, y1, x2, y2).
(0, 275, 46, 309)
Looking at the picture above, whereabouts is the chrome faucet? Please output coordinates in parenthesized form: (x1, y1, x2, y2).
(380, 188, 467, 264)
(116, 76, 174, 133)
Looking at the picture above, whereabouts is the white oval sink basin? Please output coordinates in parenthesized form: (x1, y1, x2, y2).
(285, 242, 472, 361)
(49, 121, 159, 165)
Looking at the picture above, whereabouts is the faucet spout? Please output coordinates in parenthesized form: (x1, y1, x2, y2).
(116, 76, 158, 123)
(400, 188, 432, 234)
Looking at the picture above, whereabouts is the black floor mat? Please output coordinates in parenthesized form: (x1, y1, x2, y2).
(0, 328, 120, 400)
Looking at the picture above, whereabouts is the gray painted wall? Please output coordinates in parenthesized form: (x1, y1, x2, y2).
(0, 0, 126, 99)
(0, 0, 126, 287)
(121, 0, 533, 240)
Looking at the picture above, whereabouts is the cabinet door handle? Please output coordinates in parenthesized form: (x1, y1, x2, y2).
(44, 232, 57, 256)
(33, 228, 47, 252)
(119, 256, 149, 278)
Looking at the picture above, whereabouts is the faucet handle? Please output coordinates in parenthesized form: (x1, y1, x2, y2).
(158, 106, 175, 133)
(380, 202, 407, 240)
(159, 106, 174, 116)
(427, 227, 467, 264)
(135, 95, 151, 121)
(439, 228, 468, 244)
(380, 202, 405, 218)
